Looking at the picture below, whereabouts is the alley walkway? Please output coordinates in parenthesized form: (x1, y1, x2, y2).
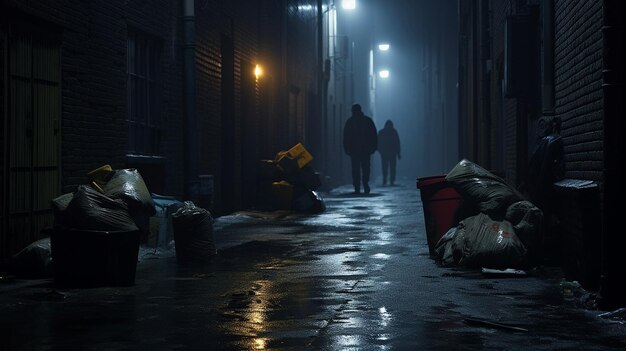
(1, 179, 625, 350)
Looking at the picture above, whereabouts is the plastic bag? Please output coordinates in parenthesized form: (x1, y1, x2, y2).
(434, 213, 528, 269)
(457, 213, 527, 269)
(446, 159, 524, 217)
(103, 169, 156, 216)
(9, 238, 52, 278)
(433, 227, 461, 267)
(505, 201, 543, 259)
(172, 201, 216, 263)
(63, 185, 139, 232)
(293, 190, 326, 213)
(104, 169, 156, 232)
(51, 192, 74, 226)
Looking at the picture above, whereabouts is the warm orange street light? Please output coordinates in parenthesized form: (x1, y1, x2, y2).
(254, 64, 263, 79)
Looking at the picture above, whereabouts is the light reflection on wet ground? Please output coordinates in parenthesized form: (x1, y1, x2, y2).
(1, 180, 625, 350)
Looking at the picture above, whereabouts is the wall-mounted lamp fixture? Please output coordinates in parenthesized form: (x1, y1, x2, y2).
(254, 64, 263, 79)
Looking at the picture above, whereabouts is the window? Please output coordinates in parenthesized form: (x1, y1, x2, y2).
(127, 30, 161, 155)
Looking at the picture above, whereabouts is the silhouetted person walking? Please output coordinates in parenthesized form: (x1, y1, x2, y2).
(343, 104, 378, 194)
(377, 119, 401, 185)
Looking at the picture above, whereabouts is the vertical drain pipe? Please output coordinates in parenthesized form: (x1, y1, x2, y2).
(542, 0, 555, 115)
(601, 0, 626, 309)
(182, 0, 199, 203)
(317, 0, 324, 177)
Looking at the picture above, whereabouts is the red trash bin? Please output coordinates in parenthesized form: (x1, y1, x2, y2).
(416, 175, 464, 256)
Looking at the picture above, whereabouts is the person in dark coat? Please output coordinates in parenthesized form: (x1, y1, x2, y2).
(343, 103, 378, 194)
(377, 119, 401, 185)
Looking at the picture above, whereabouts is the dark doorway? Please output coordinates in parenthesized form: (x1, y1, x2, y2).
(4, 18, 61, 261)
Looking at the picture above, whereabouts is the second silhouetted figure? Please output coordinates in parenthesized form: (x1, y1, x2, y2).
(377, 119, 401, 185)
(343, 103, 378, 194)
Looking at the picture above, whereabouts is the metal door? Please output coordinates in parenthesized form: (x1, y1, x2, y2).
(4, 21, 60, 259)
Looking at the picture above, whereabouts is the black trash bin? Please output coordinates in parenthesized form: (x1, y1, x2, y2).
(172, 201, 216, 263)
(49, 227, 140, 287)
(553, 179, 601, 292)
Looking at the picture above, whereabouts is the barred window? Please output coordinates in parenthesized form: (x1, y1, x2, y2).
(127, 30, 161, 155)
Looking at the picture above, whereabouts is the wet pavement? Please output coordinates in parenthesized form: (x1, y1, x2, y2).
(1, 178, 626, 350)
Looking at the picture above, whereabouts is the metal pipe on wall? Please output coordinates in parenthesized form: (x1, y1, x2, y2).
(317, 0, 325, 177)
(542, 0, 555, 115)
(182, 0, 199, 203)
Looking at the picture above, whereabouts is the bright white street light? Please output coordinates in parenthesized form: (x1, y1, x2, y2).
(342, 0, 356, 10)
(379, 70, 390, 79)
(378, 43, 390, 51)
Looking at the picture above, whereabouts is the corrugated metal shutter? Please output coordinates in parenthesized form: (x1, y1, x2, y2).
(5, 22, 60, 259)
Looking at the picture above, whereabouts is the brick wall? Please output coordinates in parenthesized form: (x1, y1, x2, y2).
(6, 0, 184, 196)
(554, 0, 604, 181)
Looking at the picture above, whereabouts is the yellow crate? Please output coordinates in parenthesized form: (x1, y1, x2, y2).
(286, 143, 313, 169)
(87, 164, 113, 189)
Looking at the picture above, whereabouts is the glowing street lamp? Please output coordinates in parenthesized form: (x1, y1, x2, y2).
(342, 0, 356, 10)
(378, 43, 390, 51)
(379, 69, 390, 79)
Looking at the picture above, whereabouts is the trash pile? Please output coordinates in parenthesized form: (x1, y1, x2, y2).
(44, 165, 155, 286)
(431, 159, 543, 270)
(52, 165, 156, 233)
(256, 143, 325, 213)
(6, 165, 154, 282)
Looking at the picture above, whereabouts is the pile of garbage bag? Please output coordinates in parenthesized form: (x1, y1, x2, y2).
(52, 165, 155, 232)
(433, 159, 543, 269)
(256, 143, 325, 213)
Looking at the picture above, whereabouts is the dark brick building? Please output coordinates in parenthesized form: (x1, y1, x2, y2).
(457, 0, 626, 307)
(0, 0, 322, 266)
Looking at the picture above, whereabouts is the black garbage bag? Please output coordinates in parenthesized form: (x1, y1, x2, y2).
(61, 185, 139, 232)
(293, 190, 326, 213)
(457, 213, 527, 269)
(433, 227, 461, 267)
(50, 192, 74, 226)
(8, 238, 53, 279)
(103, 168, 156, 232)
(103, 169, 155, 212)
(172, 201, 216, 263)
(433, 213, 528, 269)
(505, 201, 543, 263)
(287, 165, 322, 191)
(446, 159, 524, 218)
